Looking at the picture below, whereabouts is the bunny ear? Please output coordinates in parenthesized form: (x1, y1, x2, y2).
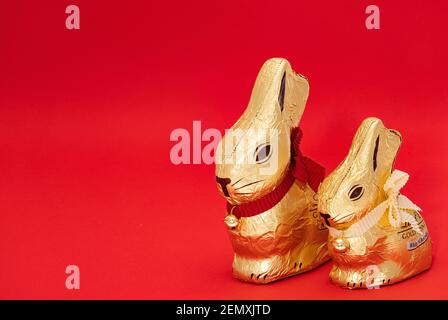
(323, 118, 396, 183)
(341, 117, 385, 173)
(241, 58, 285, 127)
(373, 135, 380, 171)
(281, 64, 309, 128)
(278, 72, 286, 112)
(242, 58, 309, 129)
(372, 126, 401, 177)
(384, 129, 402, 172)
(361, 119, 402, 176)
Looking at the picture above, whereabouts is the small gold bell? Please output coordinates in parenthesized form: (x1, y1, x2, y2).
(332, 238, 349, 253)
(224, 214, 239, 228)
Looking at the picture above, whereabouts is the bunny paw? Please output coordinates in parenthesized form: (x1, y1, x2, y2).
(345, 280, 365, 289)
(250, 273, 269, 283)
(342, 277, 392, 289)
(293, 261, 303, 271)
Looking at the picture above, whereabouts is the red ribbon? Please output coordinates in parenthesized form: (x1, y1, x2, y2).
(290, 127, 326, 194)
(227, 127, 325, 218)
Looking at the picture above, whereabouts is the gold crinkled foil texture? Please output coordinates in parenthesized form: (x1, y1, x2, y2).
(215, 58, 329, 283)
(318, 117, 432, 289)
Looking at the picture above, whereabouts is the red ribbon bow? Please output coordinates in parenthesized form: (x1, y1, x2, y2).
(290, 127, 325, 193)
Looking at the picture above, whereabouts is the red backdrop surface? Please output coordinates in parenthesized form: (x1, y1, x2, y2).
(0, 0, 447, 299)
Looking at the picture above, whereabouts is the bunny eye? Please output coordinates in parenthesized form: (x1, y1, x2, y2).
(348, 185, 364, 201)
(255, 144, 272, 163)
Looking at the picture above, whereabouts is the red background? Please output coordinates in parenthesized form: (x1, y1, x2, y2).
(1, 0, 447, 299)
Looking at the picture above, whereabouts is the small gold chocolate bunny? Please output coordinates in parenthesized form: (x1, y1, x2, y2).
(215, 58, 329, 283)
(318, 117, 432, 289)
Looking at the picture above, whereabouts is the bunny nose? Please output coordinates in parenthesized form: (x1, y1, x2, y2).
(216, 177, 231, 197)
(320, 213, 333, 227)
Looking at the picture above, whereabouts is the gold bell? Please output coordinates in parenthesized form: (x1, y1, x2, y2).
(224, 214, 239, 228)
(332, 238, 349, 253)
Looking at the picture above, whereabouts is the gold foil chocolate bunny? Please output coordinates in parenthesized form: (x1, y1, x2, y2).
(215, 58, 329, 283)
(318, 117, 432, 289)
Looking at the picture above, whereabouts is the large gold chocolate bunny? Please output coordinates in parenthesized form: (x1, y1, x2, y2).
(215, 58, 329, 283)
(318, 117, 432, 289)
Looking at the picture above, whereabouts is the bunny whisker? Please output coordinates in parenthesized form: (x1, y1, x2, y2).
(334, 213, 356, 223)
(231, 177, 243, 187)
(331, 213, 343, 221)
(234, 180, 265, 191)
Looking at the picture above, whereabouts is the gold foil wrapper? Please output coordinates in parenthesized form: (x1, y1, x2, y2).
(318, 117, 432, 289)
(215, 58, 329, 283)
